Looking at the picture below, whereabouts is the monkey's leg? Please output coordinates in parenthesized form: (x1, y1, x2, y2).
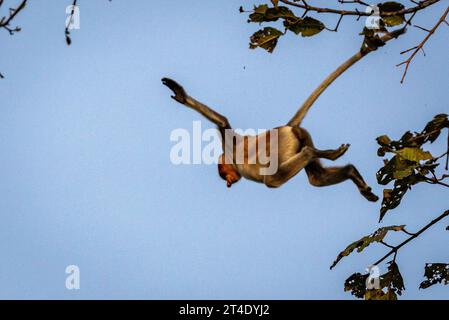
(263, 142, 351, 188)
(305, 161, 379, 202)
(314, 144, 350, 161)
(263, 146, 317, 188)
(292, 127, 349, 161)
(162, 78, 231, 130)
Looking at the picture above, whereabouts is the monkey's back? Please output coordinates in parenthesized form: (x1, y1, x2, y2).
(233, 126, 302, 183)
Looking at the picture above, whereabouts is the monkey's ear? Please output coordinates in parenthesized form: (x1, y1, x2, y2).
(161, 77, 187, 104)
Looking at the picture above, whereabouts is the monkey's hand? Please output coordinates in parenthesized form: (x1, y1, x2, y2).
(361, 187, 379, 202)
(162, 78, 187, 104)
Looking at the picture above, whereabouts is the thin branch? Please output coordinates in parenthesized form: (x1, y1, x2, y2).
(400, 45, 418, 55)
(65, 0, 78, 45)
(425, 178, 449, 188)
(414, 24, 431, 32)
(279, 0, 439, 17)
(325, 14, 344, 32)
(0, 0, 27, 79)
(0, 0, 27, 35)
(373, 210, 449, 266)
(387, 250, 399, 293)
(339, 0, 370, 7)
(434, 150, 449, 161)
(380, 240, 395, 249)
(401, 228, 416, 236)
(446, 129, 449, 170)
(397, 6, 449, 83)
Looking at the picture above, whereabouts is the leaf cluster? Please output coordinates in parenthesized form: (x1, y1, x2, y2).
(376, 114, 449, 221)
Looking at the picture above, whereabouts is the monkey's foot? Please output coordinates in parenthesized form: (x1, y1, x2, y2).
(360, 187, 379, 202)
(327, 143, 350, 161)
(162, 77, 187, 104)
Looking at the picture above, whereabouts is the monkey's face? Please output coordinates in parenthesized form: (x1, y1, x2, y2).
(218, 163, 241, 187)
(218, 155, 241, 188)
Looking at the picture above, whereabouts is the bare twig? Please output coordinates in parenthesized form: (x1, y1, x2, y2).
(0, 0, 27, 34)
(279, 0, 439, 17)
(446, 130, 449, 170)
(325, 14, 344, 32)
(401, 228, 416, 236)
(397, 6, 449, 83)
(414, 24, 432, 32)
(373, 210, 449, 266)
(425, 178, 449, 188)
(0, 0, 27, 79)
(64, 0, 78, 45)
(339, 0, 370, 6)
(380, 240, 395, 249)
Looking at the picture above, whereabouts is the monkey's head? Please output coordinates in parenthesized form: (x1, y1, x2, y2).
(218, 154, 241, 188)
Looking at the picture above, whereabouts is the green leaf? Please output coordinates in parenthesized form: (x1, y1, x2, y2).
(248, 5, 296, 23)
(330, 225, 405, 269)
(383, 15, 404, 27)
(377, 155, 418, 184)
(396, 147, 433, 163)
(379, 2, 405, 27)
(392, 157, 416, 180)
(375, 114, 448, 220)
(420, 263, 449, 289)
(249, 27, 283, 53)
(285, 16, 324, 37)
(360, 25, 386, 53)
(379, 183, 408, 221)
(365, 289, 391, 300)
(344, 273, 368, 299)
(421, 113, 449, 143)
(377, 135, 392, 146)
(248, 4, 269, 23)
(345, 261, 405, 300)
(379, 1, 404, 11)
(381, 262, 405, 296)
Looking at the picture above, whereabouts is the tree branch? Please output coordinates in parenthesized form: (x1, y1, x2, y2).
(397, 6, 449, 83)
(64, 0, 78, 45)
(0, 0, 27, 34)
(373, 210, 449, 266)
(279, 0, 439, 17)
(0, 0, 27, 79)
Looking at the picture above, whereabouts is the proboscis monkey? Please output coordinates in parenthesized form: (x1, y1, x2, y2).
(162, 77, 378, 202)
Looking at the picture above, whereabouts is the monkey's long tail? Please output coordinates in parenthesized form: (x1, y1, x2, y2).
(287, 28, 406, 127)
(287, 51, 364, 127)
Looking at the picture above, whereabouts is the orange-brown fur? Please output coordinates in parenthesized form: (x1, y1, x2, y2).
(162, 77, 379, 202)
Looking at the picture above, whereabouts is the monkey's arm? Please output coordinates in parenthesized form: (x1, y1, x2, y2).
(162, 78, 231, 130)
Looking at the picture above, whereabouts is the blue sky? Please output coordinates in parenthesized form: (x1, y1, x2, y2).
(0, 0, 448, 299)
